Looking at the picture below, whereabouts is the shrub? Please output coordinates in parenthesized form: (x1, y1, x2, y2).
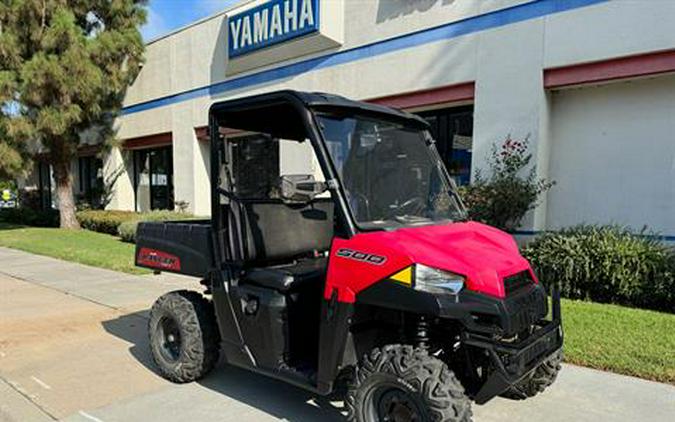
(76, 210, 137, 235)
(459, 136, 554, 232)
(0, 207, 59, 227)
(118, 210, 196, 243)
(522, 225, 675, 312)
(117, 220, 138, 243)
(17, 188, 42, 211)
(0, 180, 16, 191)
(77, 209, 197, 239)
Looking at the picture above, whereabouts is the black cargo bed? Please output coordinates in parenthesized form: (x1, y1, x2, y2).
(135, 220, 214, 277)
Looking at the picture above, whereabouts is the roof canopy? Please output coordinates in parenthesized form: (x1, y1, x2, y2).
(210, 90, 429, 140)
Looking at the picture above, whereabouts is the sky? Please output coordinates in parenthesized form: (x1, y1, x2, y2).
(141, 0, 240, 41)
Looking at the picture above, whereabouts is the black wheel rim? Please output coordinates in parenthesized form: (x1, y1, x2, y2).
(158, 316, 182, 362)
(365, 383, 424, 422)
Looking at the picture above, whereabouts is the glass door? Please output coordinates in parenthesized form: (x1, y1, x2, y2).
(149, 147, 173, 210)
(133, 146, 174, 211)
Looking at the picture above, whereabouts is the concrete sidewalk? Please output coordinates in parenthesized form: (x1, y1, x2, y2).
(0, 247, 201, 422)
(0, 246, 200, 313)
(0, 247, 674, 422)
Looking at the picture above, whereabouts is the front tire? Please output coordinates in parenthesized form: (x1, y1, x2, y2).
(148, 290, 220, 383)
(500, 349, 563, 400)
(346, 345, 472, 422)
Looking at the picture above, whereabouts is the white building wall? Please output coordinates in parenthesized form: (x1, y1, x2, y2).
(194, 135, 212, 215)
(342, 0, 530, 48)
(171, 104, 197, 214)
(543, 0, 675, 68)
(105, 147, 135, 211)
(547, 75, 675, 235)
(472, 18, 550, 229)
(107, 0, 675, 236)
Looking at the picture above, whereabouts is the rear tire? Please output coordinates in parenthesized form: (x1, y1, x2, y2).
(346, 344, 472, 422)
(148, 290, 220, 383)
(500, 349, 563, 400)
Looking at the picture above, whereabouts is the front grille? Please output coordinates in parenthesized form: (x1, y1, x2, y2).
(520, 329, 557, 366)
(503, 284, 548, 335)
(504, 271, 533, 296)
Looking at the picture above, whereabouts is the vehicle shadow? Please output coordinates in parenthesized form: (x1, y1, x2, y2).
(102, 311, 345, 422)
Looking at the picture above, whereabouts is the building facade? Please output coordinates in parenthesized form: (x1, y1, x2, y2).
(26, 0, 675, 240)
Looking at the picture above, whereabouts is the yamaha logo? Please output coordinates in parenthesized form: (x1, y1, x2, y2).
(228, 0, 319, 58)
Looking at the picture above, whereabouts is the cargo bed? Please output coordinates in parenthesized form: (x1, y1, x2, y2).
(134, 220, 214, 277)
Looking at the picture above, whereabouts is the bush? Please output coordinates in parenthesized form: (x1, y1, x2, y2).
(522, 225, 675, 312)
(17, 188, 42, 211)
(459, 136, 554, 232)
(118, 210, 196, 243)
(117, 220, 138, 243)
(0, 207, 59, 227)
(76, 210, 138, 235)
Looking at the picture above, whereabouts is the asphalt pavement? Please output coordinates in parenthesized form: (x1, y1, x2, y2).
(0, 246, 673, 422)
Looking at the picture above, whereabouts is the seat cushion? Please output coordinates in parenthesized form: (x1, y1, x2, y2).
(244, 257, 327, 292)
(237, 200, 334, 264)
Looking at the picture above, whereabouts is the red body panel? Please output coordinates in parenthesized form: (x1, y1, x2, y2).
(325, 221, 535, 303)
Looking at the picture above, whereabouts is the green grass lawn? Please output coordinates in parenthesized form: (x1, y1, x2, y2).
(0, 223, 148, 274)
(562, 299, 674, 384)
(0, 223, 673, 383)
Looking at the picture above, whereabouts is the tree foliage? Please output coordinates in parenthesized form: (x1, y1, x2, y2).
(0, 0, 146, 227)
(459, 136, 554, 231)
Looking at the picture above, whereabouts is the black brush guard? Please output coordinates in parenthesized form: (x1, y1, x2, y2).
(464, 288, 563, 404)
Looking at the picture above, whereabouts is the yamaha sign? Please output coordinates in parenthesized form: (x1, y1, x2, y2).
(228, 0, 320, 58)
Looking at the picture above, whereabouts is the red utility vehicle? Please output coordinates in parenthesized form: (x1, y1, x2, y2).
(137, 91, 563, 421)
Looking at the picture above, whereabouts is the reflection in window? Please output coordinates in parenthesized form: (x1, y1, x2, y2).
(417, 106, 473, 186)
(318, 115, 465, 228)
(227, 133, 325, 201)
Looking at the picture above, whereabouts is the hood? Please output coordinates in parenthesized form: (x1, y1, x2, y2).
(368, 221, 531, 298)
(327, 221, 534, 302)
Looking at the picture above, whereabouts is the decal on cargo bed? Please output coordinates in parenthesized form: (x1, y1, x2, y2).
(335, 248, 387, 265)
(137, 248, 181, 271)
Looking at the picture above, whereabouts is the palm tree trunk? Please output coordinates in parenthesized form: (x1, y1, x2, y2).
(52, 159, 80, 229)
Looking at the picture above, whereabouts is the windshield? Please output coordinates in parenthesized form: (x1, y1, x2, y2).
(318, 114, 466, 229)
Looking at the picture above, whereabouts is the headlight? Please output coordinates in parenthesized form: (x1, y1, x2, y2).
(414, 264, 465, 295)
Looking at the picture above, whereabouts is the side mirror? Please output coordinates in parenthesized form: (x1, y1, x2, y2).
(359, 133, 379, 149)
(280, 174, 327, 203)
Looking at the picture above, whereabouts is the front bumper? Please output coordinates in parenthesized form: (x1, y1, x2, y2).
(464, 287, 563, 404)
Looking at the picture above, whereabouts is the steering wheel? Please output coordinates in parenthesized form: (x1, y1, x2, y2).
(384, 197, 425, 219)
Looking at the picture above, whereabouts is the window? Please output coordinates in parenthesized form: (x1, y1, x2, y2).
(230, 134, 280, 199)
(416, 106, 473, 185)
(78, 156, 103, 207)
(226, 133, 325, 201)
(37, 162, 52, 210)
(133, 146, 174, 211)
(319, 115, 464, 229)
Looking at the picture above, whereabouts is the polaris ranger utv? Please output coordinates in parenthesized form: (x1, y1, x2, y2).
(137, 90, 563, 421)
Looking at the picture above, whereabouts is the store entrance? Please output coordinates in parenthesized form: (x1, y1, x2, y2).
(416, 106, 473, 186)
(133, 146, 174, 211)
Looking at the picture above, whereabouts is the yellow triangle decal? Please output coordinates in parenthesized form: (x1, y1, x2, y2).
(390, 267, 412, 286)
